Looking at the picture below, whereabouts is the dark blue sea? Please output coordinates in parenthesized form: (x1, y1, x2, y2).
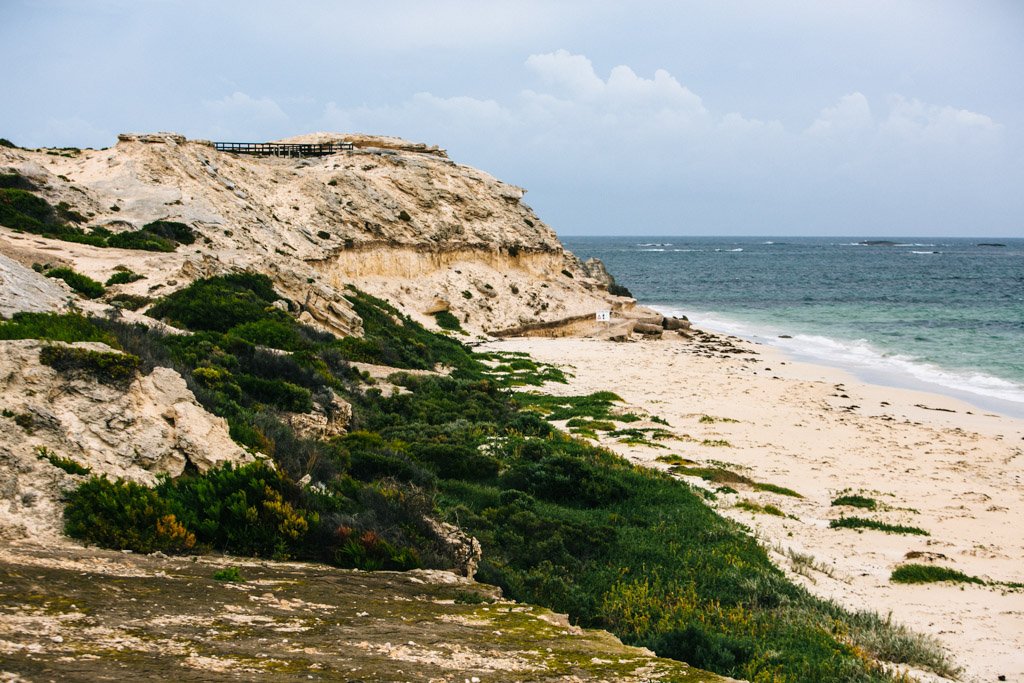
(562, 236, 1024, 417)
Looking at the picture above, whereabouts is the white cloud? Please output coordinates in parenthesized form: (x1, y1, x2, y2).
(806, 92, 873, 136)
(525, 50, 605, 99)
(881, 95, 1001, 142)
(205, 92, 287, 120)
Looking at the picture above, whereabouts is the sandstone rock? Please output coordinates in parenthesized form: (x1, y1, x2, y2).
(424, 517, 482, 579)
(0, 339, 251, 541)
(632, 322, 664, 336)
(582, 257, 614, 287)
(0, 254, 74, 317)
(283, 391, 352, 441)
(423, 297, 450, 315)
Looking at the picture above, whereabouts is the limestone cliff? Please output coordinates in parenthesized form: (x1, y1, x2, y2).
(0, 132, 640, 337)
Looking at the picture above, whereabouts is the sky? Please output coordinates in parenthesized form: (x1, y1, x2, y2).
(3, 0, 1023, 237)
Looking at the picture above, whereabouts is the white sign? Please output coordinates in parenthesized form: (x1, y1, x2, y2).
(596, 310, 611, 322)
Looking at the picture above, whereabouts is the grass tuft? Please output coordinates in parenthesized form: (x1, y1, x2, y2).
(830, 516, 929, 536)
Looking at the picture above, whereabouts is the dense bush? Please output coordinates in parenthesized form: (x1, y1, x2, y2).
(44, 267, 105, 298)
(64, 477, 195, 553)
(39, 345, 140, 385)
(433, 310, 463, 331)
(141, 220, 196, 245)
(105, 270, 145, 286)
(0, 312, 119, 345)
(148, 273, 281, 332)
(106, 229, 176, 252)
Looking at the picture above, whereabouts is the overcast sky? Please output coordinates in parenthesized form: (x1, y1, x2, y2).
(4, 1, 1023, 237)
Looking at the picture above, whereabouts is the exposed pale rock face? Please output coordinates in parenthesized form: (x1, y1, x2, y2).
(0, 339, 251, 541)
(283, 390, 352, 441)
(0, 253, 73, 316)
(0, 131, 637, 337)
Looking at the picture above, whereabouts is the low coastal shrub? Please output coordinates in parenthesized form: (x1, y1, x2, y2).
(36, 446, 91, 475)
(735, 499, 785, 516)
(830, 516, 929, 536)
(141, 220, 196, 245)
(0, 312, 119, 346)
(432, 310, 463, 331)
(106, 229, 177, 252)
(105, 270, 145, 286)
(832, 494, 877, 510)
(39, 345, 140, 385)
(890, 564, 984, 585)
(753, 482, 802, 498)
(44, 267, 105, 299)
(212, 567, 245, 582)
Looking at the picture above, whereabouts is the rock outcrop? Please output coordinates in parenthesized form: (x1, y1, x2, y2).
(0, 339, 251, 541)
(0, 132, 642, 337)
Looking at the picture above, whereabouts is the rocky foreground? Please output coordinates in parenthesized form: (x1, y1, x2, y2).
(0, 543, 728, 683)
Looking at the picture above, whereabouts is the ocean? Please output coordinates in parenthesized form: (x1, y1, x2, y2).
(562, 236, 1024, 418)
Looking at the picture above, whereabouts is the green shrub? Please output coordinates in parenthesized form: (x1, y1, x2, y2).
(64, 477, 196, 553)
(831, 494, 877, 510)
(141, 220, 196, 245)
(890, 564, 984, 585)
(229, 318, 306, 351)
(109, 294, 153, 310)
(0, 187, 54, 226)
(0, 172, 36, 191)
(608, 282, 633, 297)
(213, 566, 245, 582)
(753, 482, 802, 498)
(106, 229, 177, 252)
(105, 270, 145, 286)
(36, 446, 90, 475)
(433, 310, 463, 331)
(0, 312, 119, 345)
(236, 374, 313, 412)
(39, 345, 140, 385)
(830, 516, 929, 536)
(148, 273, 281, 332)
(44, 267, 105, 298)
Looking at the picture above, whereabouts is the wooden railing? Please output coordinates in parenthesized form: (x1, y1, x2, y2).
(212, 141, 354, 157)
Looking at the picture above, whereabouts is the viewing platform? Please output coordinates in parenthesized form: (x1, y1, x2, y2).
(212, 141, 354, 157)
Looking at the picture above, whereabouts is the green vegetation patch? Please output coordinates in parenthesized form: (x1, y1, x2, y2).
(476, 350, 568, 387)
(753, 482, 803, 498)
(212, 566, 245, 582)
(432, 309, 463, 332)
(36, 446, 91, 475)
(44, 267, 105, 299)
(39, 345, 140, 385)
(105, 269, 145, 286)
(832, 494, 877, 510)
(890, 564, 984, 585)
(735, 500, 785, 516)
(0, 312, 119, 346)
(830, 516, 929, 536)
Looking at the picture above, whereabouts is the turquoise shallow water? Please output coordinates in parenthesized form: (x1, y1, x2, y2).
(563, 236, 1024, 417)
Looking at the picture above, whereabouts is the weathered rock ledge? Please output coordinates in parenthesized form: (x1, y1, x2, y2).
(0, 543, 733, 682)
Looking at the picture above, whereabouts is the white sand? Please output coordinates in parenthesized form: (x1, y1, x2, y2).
(481, 333, 1024, 683)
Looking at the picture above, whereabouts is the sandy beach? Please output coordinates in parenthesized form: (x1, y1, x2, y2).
(481, 331, 1024, 683)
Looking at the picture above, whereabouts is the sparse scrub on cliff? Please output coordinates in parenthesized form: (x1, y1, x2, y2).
(39, 266, 105, 299)
(0, 312, 119, 345)
(39, 345, 140, 385)
(105, 269, 145, 286)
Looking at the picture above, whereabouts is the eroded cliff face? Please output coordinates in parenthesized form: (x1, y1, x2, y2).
(0, 132, 635, 337)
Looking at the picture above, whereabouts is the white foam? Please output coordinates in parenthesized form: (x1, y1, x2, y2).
(653, 307, 1024, 415)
